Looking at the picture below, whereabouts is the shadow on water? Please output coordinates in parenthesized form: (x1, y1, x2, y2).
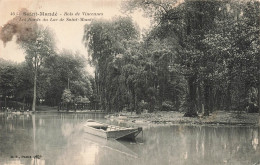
(0, 112, 260, 165)
(83, 133, 138, 159)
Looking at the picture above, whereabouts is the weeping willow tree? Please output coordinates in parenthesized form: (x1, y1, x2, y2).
(83, 17, 139, 112)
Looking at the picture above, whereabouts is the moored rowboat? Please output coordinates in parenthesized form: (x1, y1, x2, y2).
(84, 119, 142, 140)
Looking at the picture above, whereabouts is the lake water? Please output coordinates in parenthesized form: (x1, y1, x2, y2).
(0, 112, 259, 165)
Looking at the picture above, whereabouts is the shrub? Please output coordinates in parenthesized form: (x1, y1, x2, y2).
(137, 100, 148, 114)
(162, 101, 174, 111)
(246, 103, 259, 113)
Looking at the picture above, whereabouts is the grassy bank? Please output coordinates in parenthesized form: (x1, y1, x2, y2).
(105, 111, 260, 127)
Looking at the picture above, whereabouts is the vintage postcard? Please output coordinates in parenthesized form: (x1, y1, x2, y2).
(0, 0, 260, 165)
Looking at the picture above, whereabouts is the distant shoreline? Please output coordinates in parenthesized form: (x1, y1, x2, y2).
(105, 111, 260, 127)
(1, 107, 259, 127)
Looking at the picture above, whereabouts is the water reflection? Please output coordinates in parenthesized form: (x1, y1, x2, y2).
(0, 112, 260, 165)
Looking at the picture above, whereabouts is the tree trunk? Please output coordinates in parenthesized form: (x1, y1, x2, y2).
(257, 56, 260, 124)
(204, 80, 210, 116)
(32, 71, 37, 112)
(32, 57, 37, 112)
(209, 86, 214, 113)
(258, 66, 260, 125)
(258, 75, 260, 116)
(4, 96, 7, 110)
(184, 76, 198, 117)
(226, 82, 232, 111)
(197, 82, 203, 113)
(23, 96, 25, 110)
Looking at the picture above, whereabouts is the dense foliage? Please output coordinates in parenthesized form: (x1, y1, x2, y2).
(0, 51, 93, 110)
(83, 0, 260, 115)
(0, 10, 93, 111)
(0, 0, 259, 115)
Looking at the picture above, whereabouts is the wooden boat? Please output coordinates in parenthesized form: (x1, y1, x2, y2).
(84, 119, 142, 140)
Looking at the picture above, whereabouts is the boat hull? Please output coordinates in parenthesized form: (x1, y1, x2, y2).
(84, 125, 108, 139)
(83, 121, 142, 140)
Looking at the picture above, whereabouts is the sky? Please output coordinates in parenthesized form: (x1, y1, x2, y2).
(0, 0, 151, 75)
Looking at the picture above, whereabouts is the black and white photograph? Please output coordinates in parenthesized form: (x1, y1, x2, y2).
(0, 0, 260, 164)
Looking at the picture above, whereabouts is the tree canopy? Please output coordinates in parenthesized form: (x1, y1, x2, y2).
(1, 0, 259, 115)
(82, 0, 260, 115)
